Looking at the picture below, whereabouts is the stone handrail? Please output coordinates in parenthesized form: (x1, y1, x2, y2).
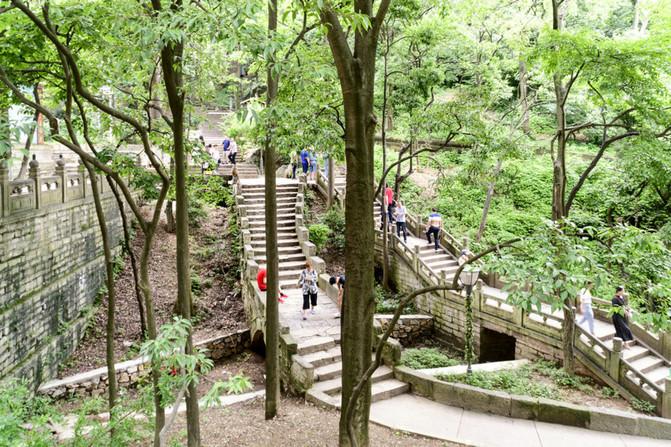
(0, 155, 113, 219)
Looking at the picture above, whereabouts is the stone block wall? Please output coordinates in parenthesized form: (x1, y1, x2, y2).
(38, 329, 252, 399)
(376, 315, 434, 346)
(0, 193, 126, 386)
(388, 254, 481, 355)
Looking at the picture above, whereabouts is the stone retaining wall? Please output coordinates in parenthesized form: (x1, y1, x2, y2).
(0, 188, 129, 387)
(375, 315, 434, 346)
(38, 329, 251, 400)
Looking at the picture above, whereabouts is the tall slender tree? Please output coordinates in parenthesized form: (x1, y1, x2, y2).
(264, 0, 281, 420)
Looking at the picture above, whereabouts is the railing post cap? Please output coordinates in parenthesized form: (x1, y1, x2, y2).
(56, 154, 65, 168)
(612, 337, 623, 351)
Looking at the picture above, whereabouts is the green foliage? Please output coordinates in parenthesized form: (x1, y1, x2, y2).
(308, 223, 331, 252)
(0, 380, 57, 447)
(190, 270, 202, 297)
(439, 366, 559, 400)
(631, 398, 657, 415)
(400, 348, 459, 369)
(601, 386, 619, 398)
(188, 175, 233, 207)
(374, 284, 416, 314)
(321, 207, 346, 250)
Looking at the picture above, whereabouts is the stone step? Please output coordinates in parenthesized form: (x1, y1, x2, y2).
(245, 208, 297, 217)
(312, 366, 394, 395)
(298, 346, 342, 368)
(242, 186, 298, 194)
(631, 355, 666, 374)
(243, 202, 297, 210)
(243, 195, 297, 203)
(250, 238, 299, 248)
(314, 361, 344, 381)
(256, 254, 306, 264)
(297, 336, 337, 355)
(329, 379, 409, 408)
(647, 366, 670, 386)
(250, 231, 296, 241)
(249, 219, 296, 228)
(622, 345, 650, 362)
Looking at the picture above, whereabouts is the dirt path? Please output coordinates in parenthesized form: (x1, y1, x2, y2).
(169, 396, 458, 447)
(58, 206, 244, 377)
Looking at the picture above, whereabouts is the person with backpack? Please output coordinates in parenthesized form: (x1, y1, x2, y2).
(298, 260, 318, 320)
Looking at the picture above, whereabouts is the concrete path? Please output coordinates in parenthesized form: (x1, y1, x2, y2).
(370, 394, 669, 447)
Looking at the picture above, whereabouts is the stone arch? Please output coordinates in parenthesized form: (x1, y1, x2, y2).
(250, 329, 266, 356)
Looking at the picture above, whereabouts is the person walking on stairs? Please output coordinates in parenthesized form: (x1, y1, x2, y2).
(300, 148, 310, 176)
(222, 136, 231, 164)
(383, 184, 394, 230)
(577, 281, 595, 334)
(299, 260, 318, 320)
(612, 286, 634, 348)
(425, 208, 443, 252)
(394, 200, 408, 243)
(228, 138, 238, 164)
(257, 265, 288, 303)
(329, 274, 345, 318)
(290, 150, 299, 179)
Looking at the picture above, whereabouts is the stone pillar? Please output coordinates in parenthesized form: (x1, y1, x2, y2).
(474, 279, 483, 312)
(0, 157, 8, 218)
(609, 337, 623, 381)
(36, 83, 45, 144)
(413, 245, 420, 272)
(661, 332, 671, 360)
(55, 155, 66, 203)
(29, 155, 40, 210)
(662, 377, 671, 419)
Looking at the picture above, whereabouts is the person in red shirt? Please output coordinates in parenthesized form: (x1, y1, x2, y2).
(257, 266, 287, 303)
(383, 184, 395, 229)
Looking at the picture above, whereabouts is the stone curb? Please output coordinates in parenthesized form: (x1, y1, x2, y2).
(394, 365, 671, 440)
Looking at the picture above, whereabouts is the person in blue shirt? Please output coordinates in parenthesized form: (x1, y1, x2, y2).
(300, 148, 310, 174)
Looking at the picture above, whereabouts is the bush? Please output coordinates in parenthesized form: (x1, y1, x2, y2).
(321, 207, 346, 250)
(439, 366, 559, 399)
(374, 284, 416, 313)
(0, 380, 58, 446)
(631, 398, 656, 415)
(401, 348, 459, 369)
(188, 175, 233, 207)
(308, 223, 331, 252)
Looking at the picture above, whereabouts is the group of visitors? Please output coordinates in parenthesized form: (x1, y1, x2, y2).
(292, 148, 319, 181)
(381, 184, 409, 243)
(576, 283, 635, 348)
(222, 136, 238, 165)
(255, 260, 347, 321)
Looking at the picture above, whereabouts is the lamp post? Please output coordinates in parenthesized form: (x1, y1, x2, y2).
(460, 267, 480, 375)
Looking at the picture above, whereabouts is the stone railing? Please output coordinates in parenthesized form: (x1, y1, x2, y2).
(0, 155, 124, 219)
(382, 230, 671, 417)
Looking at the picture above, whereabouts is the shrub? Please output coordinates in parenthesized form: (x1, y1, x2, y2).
(401, 348, 459, 369)
(631, 398, 656, 415)
(374, 284, 416, 313)
(0, 380, 58, 446)
(439, 366, 558, 399)
(188, 175, 233, 207)
(308, 223, 331, 252)
(321, 207, 346, 250)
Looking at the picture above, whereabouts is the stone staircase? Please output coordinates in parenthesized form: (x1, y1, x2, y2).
(218, 162, 260, 180)
(326, 169, 671, 416)
(238, 177, 409, 409)
(374, 202, 461, 282)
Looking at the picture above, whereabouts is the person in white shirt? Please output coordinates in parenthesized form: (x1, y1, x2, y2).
(228, 139, 238, 164)
(577, 281, 595, 334)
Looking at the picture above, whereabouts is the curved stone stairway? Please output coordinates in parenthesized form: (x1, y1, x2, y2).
(237, 176, 408, 410)
(321, 169, 671, 416)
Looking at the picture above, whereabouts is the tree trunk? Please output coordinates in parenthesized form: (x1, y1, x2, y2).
(551, 0, 574, 373)
(476, 158, 502, 243)
(264, 0, 281, 421)
(328, 155, 335, 209)
(82, 162, 118, 427)
(15, 86, 40, 180)
(165, 200, 176, 233)
(519, 60, 530, 135)
(160, 29, 201, 447)
(562, 303, 576, 373)
(109, 180, 146, 337)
